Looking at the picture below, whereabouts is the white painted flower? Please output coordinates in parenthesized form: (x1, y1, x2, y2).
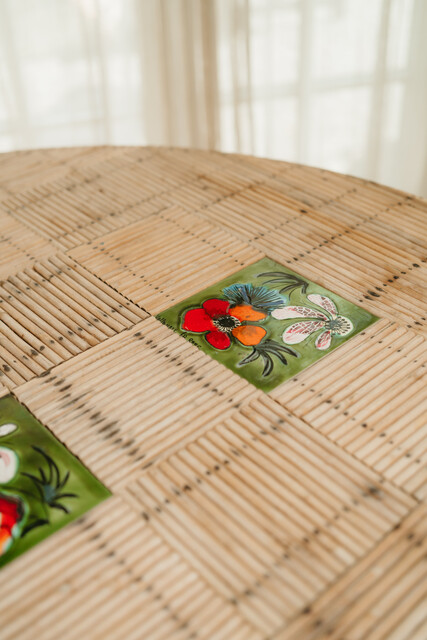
(271, 294, 353, 350)
(0, 447, 19, 483)
(0, 423, 17, 438)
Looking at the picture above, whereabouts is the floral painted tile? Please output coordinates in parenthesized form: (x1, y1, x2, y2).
(0, 395, 110, 568)
(157, 257, 379, 392)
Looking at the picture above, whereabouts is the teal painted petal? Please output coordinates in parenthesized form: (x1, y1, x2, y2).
(223, 283, 286, 312)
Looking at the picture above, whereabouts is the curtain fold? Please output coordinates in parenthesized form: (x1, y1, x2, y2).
(0, 0, 426, 196)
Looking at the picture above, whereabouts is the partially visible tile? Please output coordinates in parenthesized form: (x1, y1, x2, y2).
(0, 395, 109, 569)
(0, 252, 147, 390)
(69, 206, 263, 313)
(157, 256, 378, 392)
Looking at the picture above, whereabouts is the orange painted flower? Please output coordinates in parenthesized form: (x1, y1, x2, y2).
(182, 298, 267, 350)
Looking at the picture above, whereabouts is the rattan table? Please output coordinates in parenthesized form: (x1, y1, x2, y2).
(0, 146, 425, 640)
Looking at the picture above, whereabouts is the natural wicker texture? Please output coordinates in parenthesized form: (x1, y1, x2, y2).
(0, 252, 147, 389)
(0, 146, 425, 640)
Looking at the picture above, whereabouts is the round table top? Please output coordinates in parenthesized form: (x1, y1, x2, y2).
(0, 146, 426, 640)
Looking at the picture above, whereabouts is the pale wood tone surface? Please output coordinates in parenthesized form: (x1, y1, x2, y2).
(0, 146, 425, 640)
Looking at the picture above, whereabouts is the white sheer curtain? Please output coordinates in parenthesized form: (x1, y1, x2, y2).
(0, 0, 426, 196)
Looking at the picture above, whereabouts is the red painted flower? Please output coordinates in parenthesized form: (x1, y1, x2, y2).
(0, 493, 26, 557)
(182, 298, 267, 350)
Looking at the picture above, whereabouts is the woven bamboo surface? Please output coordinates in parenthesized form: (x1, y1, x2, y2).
(0, 146, 426, 640)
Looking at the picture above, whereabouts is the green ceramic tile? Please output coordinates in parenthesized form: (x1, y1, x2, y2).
(157, 257, 379, 392)
(0, 395, 110, 568)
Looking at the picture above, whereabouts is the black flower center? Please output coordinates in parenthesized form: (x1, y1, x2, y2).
(213, 314, 241, 332)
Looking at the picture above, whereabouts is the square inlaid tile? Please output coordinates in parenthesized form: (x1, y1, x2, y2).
(0, 395, 110, 568)
(157, 257, 379, 392)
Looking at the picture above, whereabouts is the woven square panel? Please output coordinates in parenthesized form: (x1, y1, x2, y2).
(15, 318, 259, 490)
(275, 502, 427, 640)
(0, 252, 147, 390)
(69, 206, 264, 314)
(0, 495, 261, 640)
(121, 395, 415, 636)
(0, 211, 54, 280)
(272, 318, 427, 499)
